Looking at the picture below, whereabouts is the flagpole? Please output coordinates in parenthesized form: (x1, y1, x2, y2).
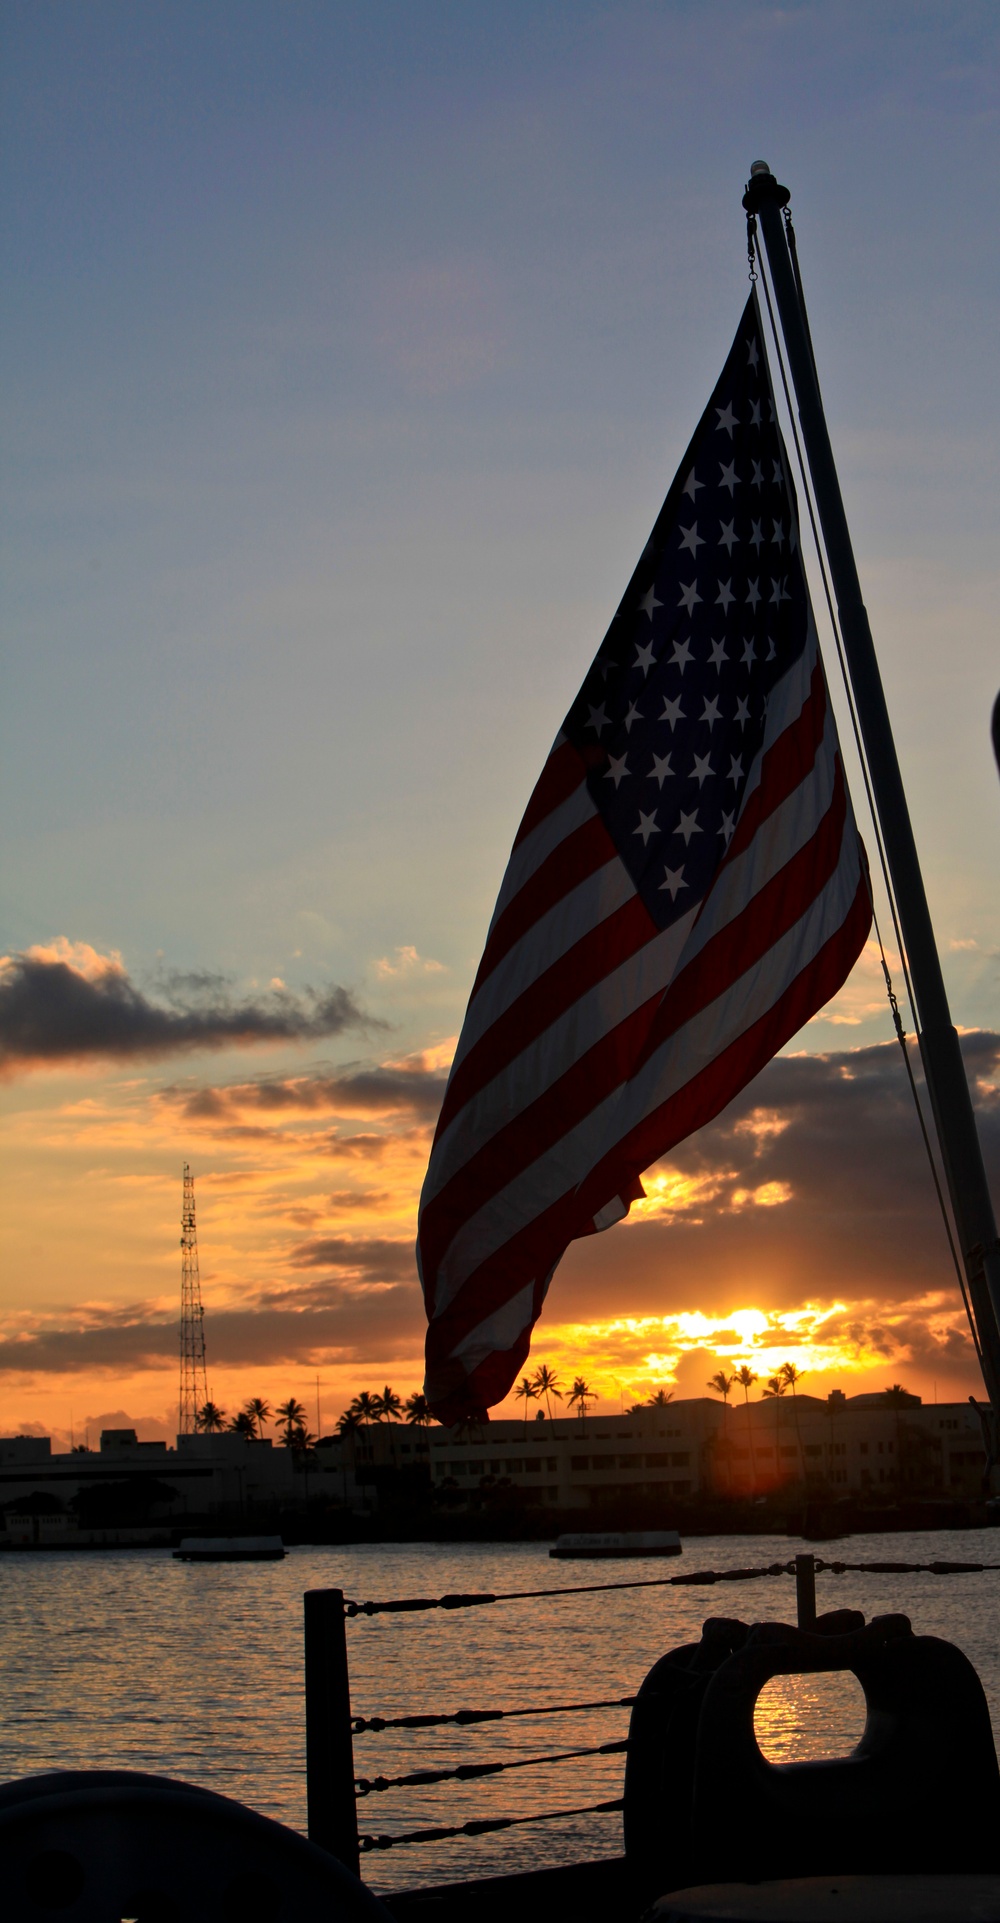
(743, 161, 1000, 1420)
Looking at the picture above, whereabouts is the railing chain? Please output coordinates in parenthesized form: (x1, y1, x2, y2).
(343, 1561, 796, 1617)
(358, 1795, 625, 1852)
(352, 1693, 635, 1734)
(355, 1738, 628, 1797)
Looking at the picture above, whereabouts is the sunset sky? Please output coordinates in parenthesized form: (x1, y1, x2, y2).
(3, 2, 999, 1447)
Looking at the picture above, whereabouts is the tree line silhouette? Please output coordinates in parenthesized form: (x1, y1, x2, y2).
(191, 1364, 683, 1452)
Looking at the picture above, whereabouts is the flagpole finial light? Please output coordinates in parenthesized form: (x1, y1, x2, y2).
(743, 164, 790, 215)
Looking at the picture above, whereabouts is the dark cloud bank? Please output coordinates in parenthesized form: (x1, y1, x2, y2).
(178, 1063, 448, 1123)
(0, 948, 372, 1071)
(561, 1030, 1000, 1327)
(3, 1033, 997, 1383)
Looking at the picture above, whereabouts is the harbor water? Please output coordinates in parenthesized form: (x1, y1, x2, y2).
(2, 1530, 998, 1892)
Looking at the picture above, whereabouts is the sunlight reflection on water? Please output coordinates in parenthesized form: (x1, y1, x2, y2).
(753, 1669, 867, 1762)
(1, 1529, 998, 1890)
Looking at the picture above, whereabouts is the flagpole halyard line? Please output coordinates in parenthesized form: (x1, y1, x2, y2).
(747, 166, 1000, 1415)
(752, 238, 917, 1026)
(751, 200, 983, 1383)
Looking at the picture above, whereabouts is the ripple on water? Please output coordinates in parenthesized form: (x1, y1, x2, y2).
(2, 1530, 998, 1890)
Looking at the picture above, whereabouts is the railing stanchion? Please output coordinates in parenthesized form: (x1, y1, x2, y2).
(795, 1553, 817, 1630)
(305, 1587, 359, 1875)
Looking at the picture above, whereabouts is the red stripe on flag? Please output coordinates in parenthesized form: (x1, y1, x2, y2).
(470, 814, 618, 1000)
(573, 862, 872, 1232)
(636, 757, 848, 1072)
(426, 863, 871, 1417)
(433, 893, 659, 1145)
(512, 739, 588, 851)
(420, 991, 664, 1289)
(425, 1193, 572, 1394)
(725, 661, 827, 867)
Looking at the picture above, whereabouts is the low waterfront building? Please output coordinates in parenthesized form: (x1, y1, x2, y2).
(0, 1393, 987, 1541)
(424, 1392, 988, 1508)
(0, 1426, 338, 1544)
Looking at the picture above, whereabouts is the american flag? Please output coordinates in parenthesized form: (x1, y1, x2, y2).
(418, 293, 871, 1422)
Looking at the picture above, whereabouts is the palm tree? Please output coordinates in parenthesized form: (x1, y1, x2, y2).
(734, 1366, 759, 1495)
(195, 1400, 226, 1433)
(761, 1375, 786, 1487)
(404, 1392, 433, 1427)
(275, 1396, 307, 1444)
(568, 1376, 596, 1431)
(227, 1410, 255, 1440)
(647, 1387, 675, 1408)
(350, 1391, 380, 1431)
(708, 1370, 735, 1406)
(375, 1384, 402, 1465)
(244, 1396, 272, 1440)
(531, 1363, 563, 1420)
(779, 1363, 805, 1478)
(707, 1371, 736, 1495)
(514, 1376, 538, 1435)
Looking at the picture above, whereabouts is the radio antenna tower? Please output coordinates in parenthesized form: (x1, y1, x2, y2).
(178, 1163, 208, 1434)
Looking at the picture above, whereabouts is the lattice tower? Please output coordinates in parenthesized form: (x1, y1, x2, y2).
(178, 1163, 208, 1433)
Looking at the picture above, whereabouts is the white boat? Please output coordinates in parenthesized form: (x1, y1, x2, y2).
(172, 1535, 286, 1562)
(549, 1529, 682, 1559)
